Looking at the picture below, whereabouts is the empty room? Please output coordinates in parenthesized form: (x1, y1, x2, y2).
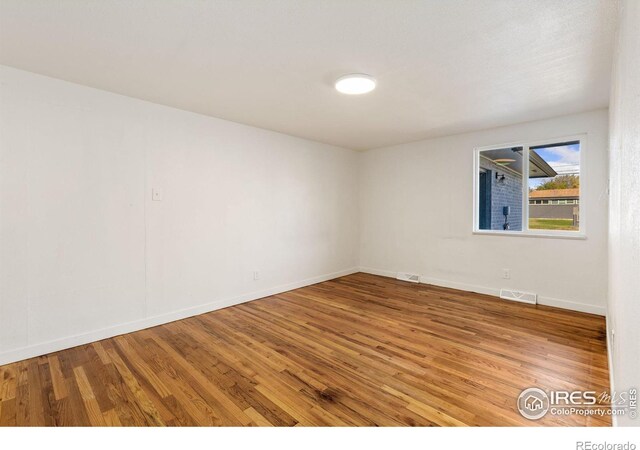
(0, 0, 639, 444)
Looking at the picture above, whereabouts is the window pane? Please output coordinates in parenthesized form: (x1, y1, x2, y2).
(528, 141, 580, 231)
(478, 147, 523, 231)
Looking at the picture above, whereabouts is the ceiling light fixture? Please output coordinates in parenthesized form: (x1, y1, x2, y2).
(335, 74, 376, 95)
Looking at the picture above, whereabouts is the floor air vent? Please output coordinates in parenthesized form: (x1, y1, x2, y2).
(500, 289, 537, 305)
(396, 273, 420, 283)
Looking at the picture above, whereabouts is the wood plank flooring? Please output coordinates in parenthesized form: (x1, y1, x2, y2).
(0, 273, 610, 426)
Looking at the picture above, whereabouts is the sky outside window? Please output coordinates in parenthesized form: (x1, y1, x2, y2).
(529, 143, 580, 189)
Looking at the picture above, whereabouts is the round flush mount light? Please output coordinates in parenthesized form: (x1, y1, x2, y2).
(335, 74, 376, 95)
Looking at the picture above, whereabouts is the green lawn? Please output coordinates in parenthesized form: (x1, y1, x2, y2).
(529, 218, 577, 231)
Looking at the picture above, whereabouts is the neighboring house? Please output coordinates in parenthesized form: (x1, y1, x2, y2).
(479, 148, 557, 231)
(529, 188, 580, 220)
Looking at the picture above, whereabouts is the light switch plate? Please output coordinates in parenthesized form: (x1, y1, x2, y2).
(152, 187, 163, 201)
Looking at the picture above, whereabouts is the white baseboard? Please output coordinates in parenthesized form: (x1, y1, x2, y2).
(537, 295, 606, 316)
(419, 275, 501, 297)
(359, 267, 606, 316)
(357, 266, 398, 279)
(606, 315, 617, 427)
(0, 267, 359, 366)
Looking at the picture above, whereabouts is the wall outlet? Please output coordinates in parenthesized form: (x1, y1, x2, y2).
(611, 329, 615, 349)
(253, 271, 260, 281)
(152, 187, 163, 201)
(502, 269, 511, 279)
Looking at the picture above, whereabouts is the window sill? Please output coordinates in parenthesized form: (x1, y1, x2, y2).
(472, 230, 586, 240)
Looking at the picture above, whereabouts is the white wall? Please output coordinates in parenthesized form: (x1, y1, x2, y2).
(359, 109, 609, 315)
(0, 65, 359, 365)
(608, 0, 640, 427)
(0, 64, 615, 368)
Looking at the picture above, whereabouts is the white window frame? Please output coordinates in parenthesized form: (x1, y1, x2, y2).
(472, 134, 587, 239)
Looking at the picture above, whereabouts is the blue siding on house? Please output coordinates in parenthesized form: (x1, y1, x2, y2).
(479, 158, 523, 231)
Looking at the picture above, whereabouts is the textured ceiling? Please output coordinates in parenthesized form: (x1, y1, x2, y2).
(0, 0, 618, 150)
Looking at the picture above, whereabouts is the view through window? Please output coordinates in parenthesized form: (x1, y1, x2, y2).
(528, 141, 580, 231)
(476, 139, 581, 234)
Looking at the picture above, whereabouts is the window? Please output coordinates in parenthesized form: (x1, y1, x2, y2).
(474, 137, 583, 236)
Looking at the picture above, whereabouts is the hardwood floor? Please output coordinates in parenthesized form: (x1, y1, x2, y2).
(0, 273, 610, 426)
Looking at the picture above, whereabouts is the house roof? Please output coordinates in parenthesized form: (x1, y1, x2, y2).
(529, 188, 579, 199)
(480, 148, 558, 179)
